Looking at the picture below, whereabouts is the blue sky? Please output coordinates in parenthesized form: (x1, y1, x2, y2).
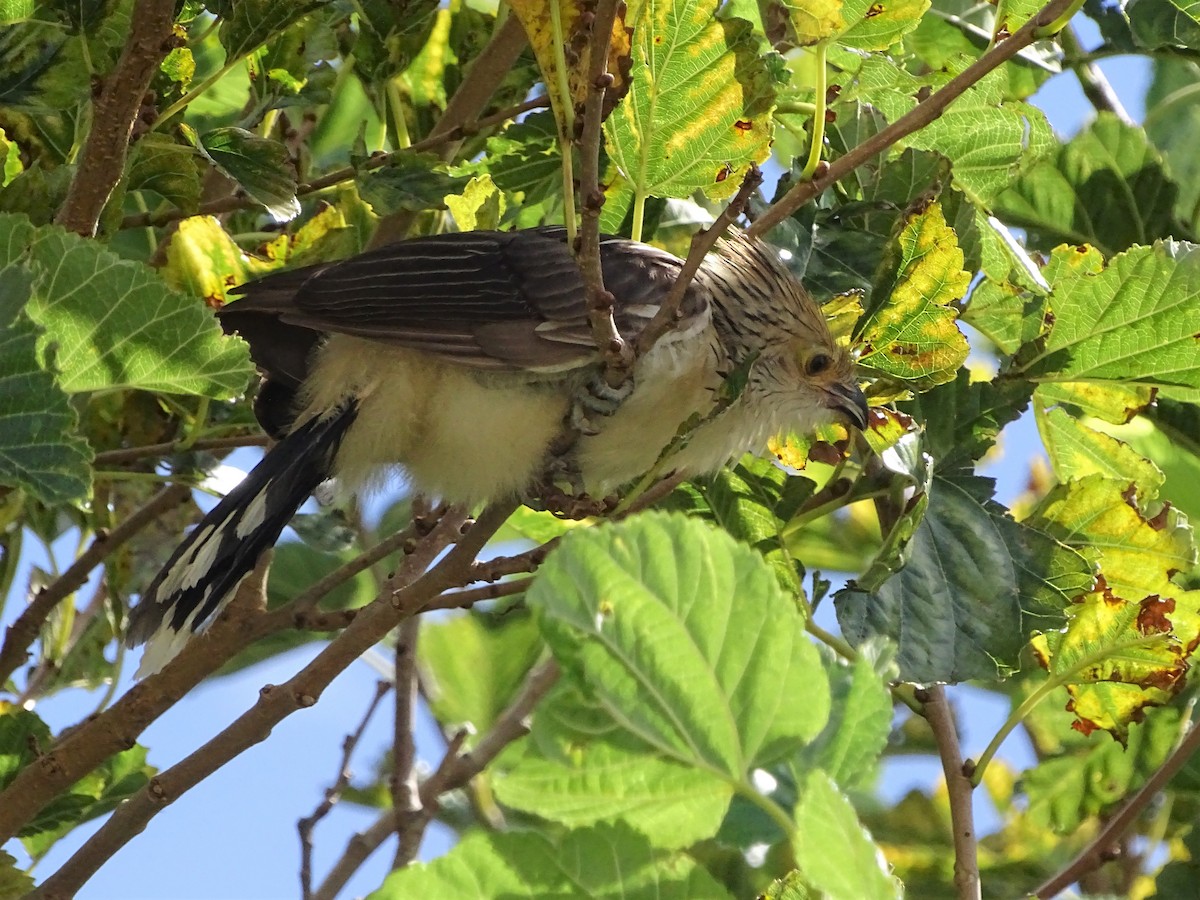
(3, 39, 1154, 900)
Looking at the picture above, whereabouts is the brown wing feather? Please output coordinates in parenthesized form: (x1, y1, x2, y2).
(219, 227, 703, 376)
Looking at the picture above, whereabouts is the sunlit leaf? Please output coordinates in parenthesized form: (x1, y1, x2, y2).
(794, 770, 901, 900)
(605, 0, 784, 203)
(529, 513, 830, 777)
(1019, 242, 1200, 393)
(1036, 403, 1164, 500)
(855, 201, 971, 386)
(369, 822, 733, 899)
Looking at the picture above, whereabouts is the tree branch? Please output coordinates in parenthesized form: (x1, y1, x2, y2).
(920, 686, 980, 900)
(93, 435, 269, 467)
(55, 0, 176, 236)
(120, 96, 549, 230)
(298, 680, 391, 900)
(575, 0, 632, 386)
(0, 483, 191, 687)
(1034, 716, 1200, 898)
(746, 0, 1082, 238)
(390, 618, 421, 867)
(25, 503, 515, 896)
(635, 165, 763, 356)
(1059, 24, 1133, 124)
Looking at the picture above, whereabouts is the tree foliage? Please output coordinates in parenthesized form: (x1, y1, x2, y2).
(1, 0, 1200, 897)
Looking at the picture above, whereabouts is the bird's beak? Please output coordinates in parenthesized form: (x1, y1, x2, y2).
(826, 381, 869, 430)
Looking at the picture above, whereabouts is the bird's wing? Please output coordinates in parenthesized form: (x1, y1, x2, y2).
(220, 228, 706, 373)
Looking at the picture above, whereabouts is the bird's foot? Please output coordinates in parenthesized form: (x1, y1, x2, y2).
(571, 372, 635, 435)
(525, 485, 618, 520)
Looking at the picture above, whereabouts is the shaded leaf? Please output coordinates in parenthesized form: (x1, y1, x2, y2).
(197, 127, 300, 221)
(358, 152, 469, 215)
(0, 262, 91, 503)
(837, 475, 1090, 682)
(419, 609, 544, 746)
(993, 114, 1188, 255)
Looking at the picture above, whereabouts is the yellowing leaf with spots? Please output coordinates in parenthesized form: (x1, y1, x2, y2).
(854, 201, 971, 386)
(605, 0, 785, 203)
(839, 0, 931, 51)
(1027, 475, 1200, 741)
(765, 0, 928, 49)
(162, 216, 277, 304)
(508, 0, 632, 136)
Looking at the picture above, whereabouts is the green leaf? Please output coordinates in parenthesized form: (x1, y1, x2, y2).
(197, 127, 300, 221)
(0, 848, 34, 900)
(605, 1, 784, 203)
(368, 822, 734, 899)
(794, 770, 900, 900)
(773, 0, 928, 49)
(793, 653, 892, 790)
(126, 132, 202, 212)
(692, 456, 808, 594)
(0, 263, 91, 504)
(216, 0, 321, 60)
(1145, 56, 1200, 225)
(1036, 403, 1165, 501)
(1033, 381, 1155, 425)
(0, 127, 23, 187)
(1018, 242, 1200, 393)
(961, 277, 1049, 356)
(0, 702, 51, 789)
(419, 609, 544, 746)
(837, 475, 1090, 682)
(529, 513, 830, 778)
(1128, 0, 1200, 50)
(358, 152, 469, 215)
(855, 201, 971, 387)
(1022, 706, 1179, 833)
(493, 682, 733, 849)
(0, 214, 252, 397)
(993, 114, 1188, 255)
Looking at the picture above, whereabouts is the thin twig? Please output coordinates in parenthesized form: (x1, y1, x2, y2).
(635, 165, 764, 356)
(920, 686, 980, 900)
(298, 680, 391, 900)
(390, 618, 421, 867)
(25, 503, 515, 896)
(55, 0, 176, 235)
(425, 577, 533, 611)
(575, 0, 631, 386)
(747, 0, 1083, 238)
(0, 484, 192, 687)
(396, 658, 562, 868)
(1034, 717, 1200, 898)
(120, 94, 549, 230)
(1059, 24, 1133, 124)
(93, 435, 269, 466)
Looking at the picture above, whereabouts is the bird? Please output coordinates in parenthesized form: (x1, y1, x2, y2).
(127, 226, 869, 674)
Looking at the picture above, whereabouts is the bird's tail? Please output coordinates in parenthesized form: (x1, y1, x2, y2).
(127, 402, 358, 676)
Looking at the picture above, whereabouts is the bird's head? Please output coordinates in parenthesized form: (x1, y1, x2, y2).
(704, 233, 869, 432)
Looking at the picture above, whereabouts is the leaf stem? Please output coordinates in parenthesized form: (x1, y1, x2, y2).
(799, 43, 828, 182)
(548, 0, 578, 244)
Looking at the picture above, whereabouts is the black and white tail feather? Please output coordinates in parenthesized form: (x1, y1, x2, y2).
(127, 402, 358, 676)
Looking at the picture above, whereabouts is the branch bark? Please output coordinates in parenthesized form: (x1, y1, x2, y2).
(26, 503, 514, 898)
(921, 686, 980, 900)
(747, 0, 1082, 238)
(1034, 717, 1200, 898)
(55, 0, 176, 236)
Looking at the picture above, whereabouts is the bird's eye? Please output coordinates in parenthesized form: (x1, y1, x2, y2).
(806, 353, 832, 377)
